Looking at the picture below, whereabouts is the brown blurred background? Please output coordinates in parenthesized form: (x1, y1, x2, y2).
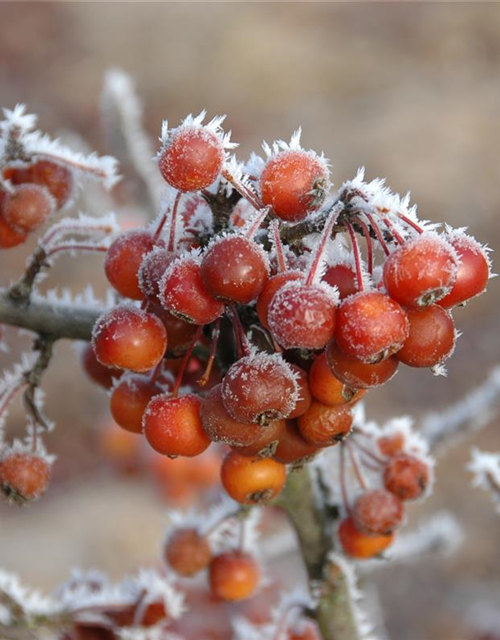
(0, 3, 500, 640)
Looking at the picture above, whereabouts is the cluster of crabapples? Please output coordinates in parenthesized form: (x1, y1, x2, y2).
(85, 114, 491, 566)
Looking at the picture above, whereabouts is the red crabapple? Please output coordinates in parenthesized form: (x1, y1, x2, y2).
(164, 528, 212, 576)
(138, 247, 175, 303)
(221, 353, 298, 425)
(0, 453, 51, 504)
(326, 341, 399, 389)
(209, 551, 261, 602)
(92, 306, 167, 372)
(260, 150, 329, 222)
(232, 418, 286, 458)
(161, 257, 225, 325)
(7, 159, 74, 208)
(297, 401, 353, 446)
(273, 420, 320, 465)
(110, 373, 164, 434)
(338, 517, 394, 559)
(335, 291, 409, 363)
(0, 212, 29, 248)
(159, 125, 224, 192)
(309, 351, 366, 405)
(396, 304, 456, 368)
(256, 270, 303, 330)
(3, 184, 54, 232)
(221, 450, 287, 504)
(104, 230, 158, 300)
(352, 489, 405, 536)
(80, 343, 120, 389)
(383, 454, 431, 500)
(143, 393, 210, 457)
(322, 263, 358, 300)
(383, 234, 458, 308)
(287, 365, 312, 418)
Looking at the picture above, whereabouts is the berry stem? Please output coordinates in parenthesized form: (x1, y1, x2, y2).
(221, 167, 263, 211)
(197, 319, 221, 388)
(344, 221, 365, 292)
(305, 207, 341, 287)
(166, 191, 183, 252)
(227, 306, 251, 358)
(351, 437, 385, 466)
(339, 443, 352, 517)
(356, 218, 374, 276)
(171, 325, 203, 397)
(397, 212, 424, 234)
(270, 219, 287, 273)
(382, 216, 405, 245)
(0, 380, 26, 422)
(363, 211, 390, 256)
(345, 439, 367, 490)
(46, 243, 108, 258)
(245, 206, 270, 239)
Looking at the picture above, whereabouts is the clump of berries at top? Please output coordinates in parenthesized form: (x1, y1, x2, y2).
(88, 111, 491, 564)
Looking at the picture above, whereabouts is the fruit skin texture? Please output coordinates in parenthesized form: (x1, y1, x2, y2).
(377, 431, 405, 457)
(383, 234, 458, 308)
(0, 211, 28, 248)
(81, 343, 120, 389)
(256, 271, 303, 330)
(309, 351, 366, 406)
(396, 304, 455, 368)
(260, 150, 328, 222)
(268, 282, 337, 350)
(352, 489, 404, 536)
(201, 384, 262, 446)
(297, 401, 353, 446)
(221, 451, 286, 504)
(232, 419, 286, 458)
(200, 237, 269, 304)
(335, 291, 409, 363)
(105, 230, 158, 300)
(438, 235, 490, 308)
(384, 454, 430, 500)
(3, 184, 54, 232)
(6, 160, 74, 208)
(338, 517, 394, 559)
(164, 528, 212, 576)
(92, 306, 167, 373)
(159, 125, 224, 192)
(143, 394, 210, 457)
(161, 258, 225, 325)
(322, 263, 358, 300)
(221, 354, 298, 425)
(0, 453, 51, 504)
(273, 420, 320, 465)
(287, 365, 312, 419)
(326, 341, 399, 390)
(209, 551, 261, 601)
(110, 374, 163, 434)
(138, 247, 174, 303)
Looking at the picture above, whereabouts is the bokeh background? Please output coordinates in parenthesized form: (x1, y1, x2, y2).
(0, 3, 499, 640)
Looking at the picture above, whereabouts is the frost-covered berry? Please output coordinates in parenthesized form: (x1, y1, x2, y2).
(221, 353, 299, 426)
(326, 341, 399, 389)
(0, 452, 51, 504)
(221, 450, 286, 504)
(159, 125, 224, 192)
(138, 247, 175, 303)
(338, 516, 394, 559)
(383, 234, 458, 308)
(7, 159, 74, 209)
(383, 453, 431, 500)
(297, 401, 353, 447)
(3, 184, 55, 232)
(0, 211, 28, 248)
(209, 550, 261, 602)
(110, 373, 164, 434)
(260, 150, 329, 222)
(92, 305, 167, 372)
(309, 351, 366, 406)
(273, 420, 320, 465)
(352, 489, 405, 536)
(335, 291, 409, 363)
(256, 270, 303, 330)
(164, 528, 212, 576)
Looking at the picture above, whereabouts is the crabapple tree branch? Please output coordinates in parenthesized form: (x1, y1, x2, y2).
(0, 288, 101, 341)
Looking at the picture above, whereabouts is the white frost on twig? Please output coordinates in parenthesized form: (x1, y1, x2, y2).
(468, 448, 500, 514)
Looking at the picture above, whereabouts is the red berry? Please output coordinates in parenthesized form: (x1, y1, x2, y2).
(149, 302, 198, 356)
(159, 125, 224, 192)
(438, 234, 490, 308)
(0, 194, 28, 248)
(92, 306, 167, 372)
(3, 184, 54, 232)
(161, 258, 225, 325)
(383, 454, 430, 500)
(0, 453, 51, 504)
(8, 160, 74, 208)
(287, 365, 312, 419)
(396, 304, 456, 368)
(309, 351, 366, 406)
(200, 385, 261, 447)
(383, 234, 458, 308)
(352, 489, 404, 536)
(326, 341, 399, 389)
(268, 281, 337, 350)
(297, 401, 353, 447)
(138, 247, 175, 303)
(335, 291, 409, 363)
(105, 230, 158, 300)
(110, 373, 164, 434)
(209, 551, 261, 601)
(232, 418, 286, 458)
(322, 263, 358, 300)
(287, 622, 321, 640)
(221, 450, 287, 504)
(377, 431, 405, 457)
(222, 354, 298, 425)
(273, 420, 320, 465)
(80, 343, 120, 389)
(143, 393, 210, 457)
(338, 517, 394, 559)
(164, 528, 212, 576)
(260, 150, 328, 222)
(256, 270, 303, 330)
(200, 236, 269, 304)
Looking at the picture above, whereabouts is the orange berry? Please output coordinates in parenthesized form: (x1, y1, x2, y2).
(221, 450, 286, 504)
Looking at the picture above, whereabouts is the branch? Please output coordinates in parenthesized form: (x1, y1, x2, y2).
(0, 289, 101, 341)
(278, 468, 362, 640)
